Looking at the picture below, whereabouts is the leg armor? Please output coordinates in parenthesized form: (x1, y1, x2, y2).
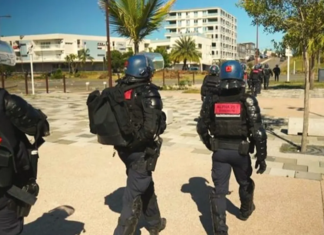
(143, 194, 166, 235)
(209, 189, 228, 235)
(117, 196, 142, 235)
(238, 179, 255, 221)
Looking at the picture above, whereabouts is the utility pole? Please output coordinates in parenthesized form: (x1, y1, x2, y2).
(255, 22, 259, 65)
(105, 0, 113, 87)
(0, 15, 11, 39)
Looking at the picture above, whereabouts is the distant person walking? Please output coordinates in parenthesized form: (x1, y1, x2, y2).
(273, 65, 281, 81)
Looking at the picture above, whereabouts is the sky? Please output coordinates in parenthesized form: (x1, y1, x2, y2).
(0, 0, 283, 50)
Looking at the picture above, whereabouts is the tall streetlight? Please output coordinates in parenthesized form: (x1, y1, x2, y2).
(255, 22, 259, 65)
(0, 15, 11, 39)
(104, 0, 113, 87)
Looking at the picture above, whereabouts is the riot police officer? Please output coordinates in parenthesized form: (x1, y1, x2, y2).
(0, 89, 50, 235)
(201, 65, 221, 101)
(249, 64, 263, 97)
(112, 55, 167, 235)
(196, 60, 267, 235)
(263, 63, 273, 89)
(257, 64, 264, 94)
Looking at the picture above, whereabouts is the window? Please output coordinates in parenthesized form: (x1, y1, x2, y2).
(77, 39, 80, 44)
(178, 13, 181, 16)
(97, 54, 105, 57)
(40, 42, 51, 49)
(194, 20, 198, 23)
(65, 42, 73, 45)
(22, 55, 28, 57)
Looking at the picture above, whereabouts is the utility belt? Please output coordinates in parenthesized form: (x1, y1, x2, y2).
(0, 140, 42, 217)
(131, 137, 163, 172)
(209, 138, 250, 155)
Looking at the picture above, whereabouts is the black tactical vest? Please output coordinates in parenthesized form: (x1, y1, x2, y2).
(210, 93, 248, 139)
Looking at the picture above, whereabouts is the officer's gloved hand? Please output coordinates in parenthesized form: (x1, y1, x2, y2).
(255, 160, 267, 174)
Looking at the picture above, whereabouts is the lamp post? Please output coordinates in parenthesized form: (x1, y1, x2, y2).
(255, 22, 259, 65)
(0, 15, 11, 39)
(104, 0, 113, 87)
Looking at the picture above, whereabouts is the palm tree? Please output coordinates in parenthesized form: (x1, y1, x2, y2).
(171, 36, 202, 70)
(64, 54, 78, 74)
(98, 0, 176, 53)
(78, 48, 94, 70)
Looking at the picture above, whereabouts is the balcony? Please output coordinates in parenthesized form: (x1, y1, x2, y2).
(33, 44, 64, 51)
(32, 55, 63, 61)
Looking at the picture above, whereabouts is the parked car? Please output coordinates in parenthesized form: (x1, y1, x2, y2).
(280, 56, 286, 62)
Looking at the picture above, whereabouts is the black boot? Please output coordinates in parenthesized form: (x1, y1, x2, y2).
(147, 218, 166, 235)
(237, 180, 255, 221)
(210, 189, 228, 235)
(117, 196, 142, 235)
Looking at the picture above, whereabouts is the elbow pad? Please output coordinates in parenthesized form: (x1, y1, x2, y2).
(4, 94, 50, 137)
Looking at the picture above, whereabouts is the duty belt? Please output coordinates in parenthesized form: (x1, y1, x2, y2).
(218, 139, 241, 150)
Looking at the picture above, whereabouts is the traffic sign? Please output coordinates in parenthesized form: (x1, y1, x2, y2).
(285, 48, 292, 57)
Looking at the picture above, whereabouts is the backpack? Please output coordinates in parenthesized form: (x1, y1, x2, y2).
(86, 82, 144, 147)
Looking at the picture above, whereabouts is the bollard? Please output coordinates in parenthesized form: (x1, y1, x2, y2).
(86, 82, 90, 91)
(177, 71, 180, 85)
(193, 72, 195, 85)
(63, 75, 66, 93)
(162, 69, 165, 86)
(25, 73, 28, 95)
(45, 75, 49, 93)
(103, 81, 107, 89)
(1, 73, 5, 88)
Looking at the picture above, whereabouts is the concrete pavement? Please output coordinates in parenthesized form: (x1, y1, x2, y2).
(16, 89, 324, 235)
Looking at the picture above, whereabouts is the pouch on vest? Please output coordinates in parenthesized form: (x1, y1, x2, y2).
(0, 136, 14, 188)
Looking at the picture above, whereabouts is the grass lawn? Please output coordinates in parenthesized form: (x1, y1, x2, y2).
(280, 55, 324, 75)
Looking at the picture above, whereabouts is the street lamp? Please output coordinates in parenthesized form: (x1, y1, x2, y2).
(255, 22, 259, 65)
(0, 15, 11, 39)
(104, 0, 113, 87)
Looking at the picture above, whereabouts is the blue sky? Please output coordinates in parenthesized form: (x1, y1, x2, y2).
(0, 0, 283, 50)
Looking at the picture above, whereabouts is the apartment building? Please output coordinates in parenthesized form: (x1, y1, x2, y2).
(237, 42, 255, 60)
(2, 32, 216, 71)
(1, 34, 151, 72)
(164, 7, 238, 61)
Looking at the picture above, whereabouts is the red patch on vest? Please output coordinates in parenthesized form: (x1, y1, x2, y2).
(124, 89, 133, 100)
(214, 103, 241, 115)
(0, 137, 2, 144)
(252, 69, 259, 73)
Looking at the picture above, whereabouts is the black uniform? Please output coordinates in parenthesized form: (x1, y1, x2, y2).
(273, 66, 280, 81)
(263, 68, 273, 89)
(249, 69, 262, 97)
(113, 78, 167, 235)
(0, 89, 49, 235)
(197, 87, 267, 235)
(201, 74, 221, 101)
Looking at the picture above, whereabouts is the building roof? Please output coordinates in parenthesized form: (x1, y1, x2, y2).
(169, 6, 235, 17)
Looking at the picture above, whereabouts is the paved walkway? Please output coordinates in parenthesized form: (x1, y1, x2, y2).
(17, 90, 324, 235)
(22, 89, 324, 181)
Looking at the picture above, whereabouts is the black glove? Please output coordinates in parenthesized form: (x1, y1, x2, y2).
(255, 160, 267, 174)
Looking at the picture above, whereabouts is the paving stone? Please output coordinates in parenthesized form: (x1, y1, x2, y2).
(283, 163, 308, 172)
(269, 168, 296, 178)
(191, 148, 212, 155)
(297, 159, 319, 168)
(53, 139, 77, 145)
(266, 156, 276, 162)
(266, 161, 284, 169)
(308, 166, 324, 174)
(320, 162, 324, 168)
(77, 134, 94, 138)
(274, 157, 297, 165)
(264, 167, 271, 175)
(295, 171, 322, 181)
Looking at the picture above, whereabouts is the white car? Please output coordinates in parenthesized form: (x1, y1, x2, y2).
(0, 40, 16, 66)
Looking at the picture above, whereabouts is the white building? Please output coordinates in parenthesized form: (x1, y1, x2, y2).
(164, 7, 238, 61)
(1, 33, 216, 71)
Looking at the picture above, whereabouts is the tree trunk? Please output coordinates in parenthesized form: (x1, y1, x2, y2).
(309, 55, 315, 90)
(301, 48, 310, 153)
(182, 58, 187, 70)
(134, 42, 139, 54)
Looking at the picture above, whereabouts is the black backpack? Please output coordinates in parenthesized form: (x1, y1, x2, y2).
(86, 82, 144, 147)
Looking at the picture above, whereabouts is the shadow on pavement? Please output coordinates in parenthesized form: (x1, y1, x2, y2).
(22, 205, 85, 235)
(104, 187, 145, 235)
(181, 177, 240, 235)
